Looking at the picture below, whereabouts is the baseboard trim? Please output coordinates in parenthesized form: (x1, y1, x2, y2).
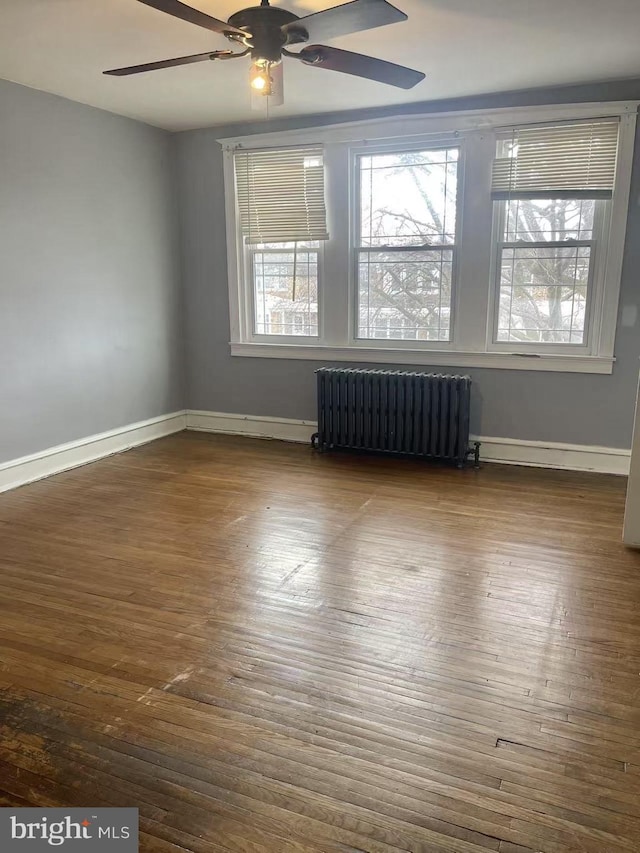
(476, 436, 630, 475)
(187, 410, 316, 444)
(0, 410, 629, 496)
(0, 412, 187, 494)
(186, 410, 630, 475)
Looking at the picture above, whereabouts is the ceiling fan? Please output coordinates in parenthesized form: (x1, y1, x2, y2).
(104, 0, 425, 99)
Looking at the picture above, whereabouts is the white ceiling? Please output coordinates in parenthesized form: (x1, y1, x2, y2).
(2, 0, 640, 131)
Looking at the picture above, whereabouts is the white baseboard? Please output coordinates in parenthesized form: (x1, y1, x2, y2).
(187, 410, 316, 444)
(476, 435, 630, 475)
(185, 410, 630, 476)
(0, 412, 187, 494)
(0, 409, 629, 497)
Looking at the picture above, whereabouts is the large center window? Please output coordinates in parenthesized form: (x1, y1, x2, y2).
(356, 147, 459, 342)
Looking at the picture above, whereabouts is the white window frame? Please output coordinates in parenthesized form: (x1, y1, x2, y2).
(221, 101, 637, 374)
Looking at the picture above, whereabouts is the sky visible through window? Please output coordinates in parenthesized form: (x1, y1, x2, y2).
(357, 147, 458, 342)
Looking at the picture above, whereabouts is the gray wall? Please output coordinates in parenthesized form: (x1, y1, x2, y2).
(0, 80, 184, 464)
(176, 80, 640, 448)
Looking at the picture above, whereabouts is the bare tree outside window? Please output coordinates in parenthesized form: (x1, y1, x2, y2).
(252, 241, 319, 336)
(357, 148, 459, 342)
(496, 198, 597, 344)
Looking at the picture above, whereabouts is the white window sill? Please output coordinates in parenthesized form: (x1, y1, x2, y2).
(230, 342, 614, 374)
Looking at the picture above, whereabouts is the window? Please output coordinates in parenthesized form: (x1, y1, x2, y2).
(490, 120, 619, 352)
(252, 242, 319, 336)
(494, 197, 599, 344)
(234, 145, 327, 339)
(223, 103, 636, 373)
(356, 147, 459, 342)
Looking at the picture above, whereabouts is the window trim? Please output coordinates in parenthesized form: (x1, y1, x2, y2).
(228, 341, 616, 373)
(220, 101, 638, 374)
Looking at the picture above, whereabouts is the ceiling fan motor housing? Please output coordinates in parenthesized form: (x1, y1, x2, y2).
(227, 5, 305, 62)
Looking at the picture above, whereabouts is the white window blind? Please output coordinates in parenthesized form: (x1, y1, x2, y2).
(491, 119, 620, 200)
(234, 145, 329, 244)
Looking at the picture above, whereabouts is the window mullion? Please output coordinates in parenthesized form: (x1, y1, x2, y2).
(321, 142, 350, 346)
(585, 200, 608, 353)
(454, 131, 496, 352)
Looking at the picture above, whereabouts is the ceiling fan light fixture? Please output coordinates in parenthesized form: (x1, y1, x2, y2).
(250, 59, 284, 109)
(249, 59, 272, 93)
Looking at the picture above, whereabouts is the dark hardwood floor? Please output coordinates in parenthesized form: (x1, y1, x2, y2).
(1, 432, 640, 852)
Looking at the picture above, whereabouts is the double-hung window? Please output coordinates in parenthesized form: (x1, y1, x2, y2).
(356, 146, 459, 343)
(223, 102, 636, 373)
(490, 120, 619, 351)
(234, 145, 328, 340)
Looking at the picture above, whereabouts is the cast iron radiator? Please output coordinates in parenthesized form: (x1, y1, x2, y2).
(311, 368, 479, 467)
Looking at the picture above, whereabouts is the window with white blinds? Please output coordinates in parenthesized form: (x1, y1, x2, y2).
(223, 103, 636, 371)
(234, 145, 329, 244)
(491, 120, 620, 200)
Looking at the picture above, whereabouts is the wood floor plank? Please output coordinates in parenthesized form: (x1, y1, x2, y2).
(1, 432, 640, 852)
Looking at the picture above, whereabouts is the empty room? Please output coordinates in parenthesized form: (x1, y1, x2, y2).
(2, 1, 640, 851)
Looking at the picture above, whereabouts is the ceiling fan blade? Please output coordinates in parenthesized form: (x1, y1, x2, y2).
(283, 0, 407, 45)
(104, 51, 220, 76)
(137, 0, 246, 37)
(295, 44, 424, 89)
